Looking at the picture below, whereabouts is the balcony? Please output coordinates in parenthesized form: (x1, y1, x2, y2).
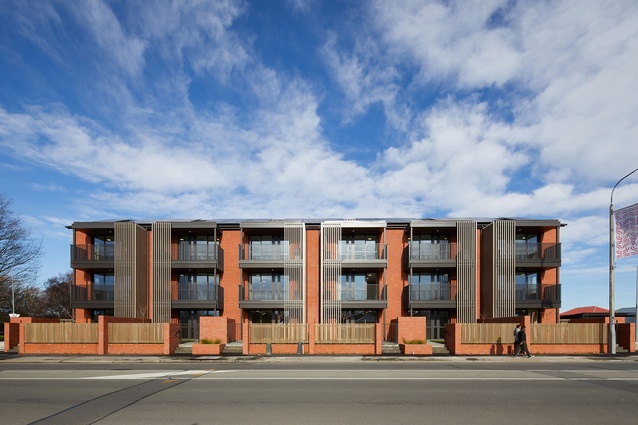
(515, 243, 561, 268)
(239, 282, 298, 309)
(172, 284, 223, 310)
(171, 244, 224, 271)
(408, 242, 457, 268)
(70, 244, 114, 269)
(406, 283, 457, 309)
(239, 244, 302, 269)
(337, 243, 388, 268)
(70, 284, 114, 309)
(340, 283, 387, 309)
(516, 284, 561, 309)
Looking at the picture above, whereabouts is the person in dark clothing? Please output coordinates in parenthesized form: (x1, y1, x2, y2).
(516, 325, 535, 358)
(513, 324, 521, 357)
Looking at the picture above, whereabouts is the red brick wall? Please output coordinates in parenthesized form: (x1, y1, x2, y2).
(220, 229, 242, 327)
(306, 229, 320, 325)
(385, 228, 406, 326)
(397, 316, 427, 343)
(198, 316, 228, 343)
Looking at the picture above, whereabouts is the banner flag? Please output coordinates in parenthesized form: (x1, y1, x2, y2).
(615, 202, 638, 259)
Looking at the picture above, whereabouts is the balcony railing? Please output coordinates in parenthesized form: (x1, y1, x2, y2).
(409, 242, 457, 261)
(70, 244, 115, 262)
(409, 282, 456, 301)
(516, 283, 561, 302)
(340, 283, 385, 301)
(173, 244, 223, 262)
(240, 283, 295, 301)
(515, 242, 561, 262)
(239, 245, 299, 261)
(70, 284, 114, 306)
(339, 243, 387, 261)
(178, 284, 221, 301)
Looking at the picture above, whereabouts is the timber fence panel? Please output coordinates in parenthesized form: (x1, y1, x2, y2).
(249, 324, 308, 343)
(108, 323, 165, 344)
(461, 323, 514, 344)
(25, 323, 98, 344)
(315, 323, 375, 344)
(530, 323, 607, 344)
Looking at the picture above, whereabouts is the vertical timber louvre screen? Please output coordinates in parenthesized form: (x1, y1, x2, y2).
(457, 220, 477, 323)
(284, 221, 305, 324)
(152, 221, 172, 323)
(114, 222, 148, 319)
(493, 220, 515, 318)
(321, 222, 342, 323)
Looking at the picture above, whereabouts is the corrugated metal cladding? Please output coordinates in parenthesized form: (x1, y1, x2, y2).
(320, 222, 341, 323)
(152, 222, 172, 323)
(456, 220, 477, 323)
(114, 222, 148, 319)
(284, 221, 305, 324)
(493, 220, 516, 318)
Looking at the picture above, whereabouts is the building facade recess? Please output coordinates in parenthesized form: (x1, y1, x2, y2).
(68, 217, 563, 340)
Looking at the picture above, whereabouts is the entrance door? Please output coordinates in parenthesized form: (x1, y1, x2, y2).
(424, 310, 449, 340)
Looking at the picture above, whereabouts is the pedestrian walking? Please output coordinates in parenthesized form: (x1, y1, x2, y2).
(513, 324, 521, 357)
(517, 325, 535, 358)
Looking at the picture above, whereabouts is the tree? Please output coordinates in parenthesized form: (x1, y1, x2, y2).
(41, 272, 73, 319)
(0, 193, 42, 297)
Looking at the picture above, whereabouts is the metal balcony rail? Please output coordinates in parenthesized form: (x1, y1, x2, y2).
(70, 244, 115, 262)
(409, 282, 457, 301)
(239, 244, 293, 261)
(172, 244, 223, 261)
(409, 242, 457, 260)
(177, 284, 221, 301)
(340, 283, 385, 301)
(70, 284, 114, 301)
(515, 242, 561, 261)
(515, 284, 561, 302)
(240, 283, 293, 301)
(338, 243, 387, 261)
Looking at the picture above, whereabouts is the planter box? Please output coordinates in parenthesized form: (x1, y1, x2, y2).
(400, 343, 432, 355)
(192, 343, 225, 355)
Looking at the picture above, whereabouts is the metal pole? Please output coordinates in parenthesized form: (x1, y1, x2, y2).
(609, 167, 638, 355)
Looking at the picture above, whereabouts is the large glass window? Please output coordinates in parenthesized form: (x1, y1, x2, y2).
(340, 309, 377, 323)
(516, 272, 539, 300)
(340, 234, 378, 260)
(249, 236, 288, 260)
(410, 235, 449, 260)
(249, 273, 288, 300)
(93, 236, 114, 260)
(516, 233, 539, 259)
(178, 274, 219, 300)
(92, 273, 114, 300)
(410, 273, 450, 300)
(340, 273, 379, 300)
(178, 235, 218, 261)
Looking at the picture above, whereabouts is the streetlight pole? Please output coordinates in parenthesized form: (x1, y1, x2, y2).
(609, 167, 638, 355)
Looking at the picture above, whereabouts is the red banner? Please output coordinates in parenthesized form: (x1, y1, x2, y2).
(615, 202, 638, 259)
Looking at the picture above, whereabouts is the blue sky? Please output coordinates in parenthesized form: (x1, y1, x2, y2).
(1, 0, 637, 312)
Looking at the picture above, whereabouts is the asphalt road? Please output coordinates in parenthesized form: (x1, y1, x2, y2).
(1, 359, 637, 424)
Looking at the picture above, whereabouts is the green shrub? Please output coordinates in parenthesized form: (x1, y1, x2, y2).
(200, 338, 221, 344)
(402, 338, 426, 345)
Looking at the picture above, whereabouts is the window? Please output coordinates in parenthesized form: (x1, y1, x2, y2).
(340, 273, 379, 300)
(409, 273, 450, 300)
(92, 273, 114, 300)
(178, 274, 219, 300)
(411, 234, 449, 259)
(249, 236, 288, 260)
(516, 272, 539, 300)
(340, 234, 378, 260)
(93, 236, 114, 260)
(249, 273, 289, 300)
(178, 235, 218, 261)
(516, 233, 539, 259)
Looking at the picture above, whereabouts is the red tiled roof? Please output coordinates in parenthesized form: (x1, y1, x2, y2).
(560, 306, 609, 317)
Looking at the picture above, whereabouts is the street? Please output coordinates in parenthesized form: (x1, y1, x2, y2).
(0, 359, 637, 424)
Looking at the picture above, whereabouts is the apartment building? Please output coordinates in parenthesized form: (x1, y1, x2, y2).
(68, 218, 563, 341)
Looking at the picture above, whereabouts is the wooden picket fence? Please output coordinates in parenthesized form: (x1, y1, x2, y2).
(108, 323, 165, 344)
(460, 323, 607, 344)
(315, 323, 375, 344)
(250, 323, 308, 343)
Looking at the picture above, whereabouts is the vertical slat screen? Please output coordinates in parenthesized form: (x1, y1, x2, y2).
(321, 222, 342, 323)
(114, 222, 148, 319)
(456, 220, 477, 323)
(152, 221, 172, 323)
(284, 221, 305, 324)
(493, 220, 515, 318)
